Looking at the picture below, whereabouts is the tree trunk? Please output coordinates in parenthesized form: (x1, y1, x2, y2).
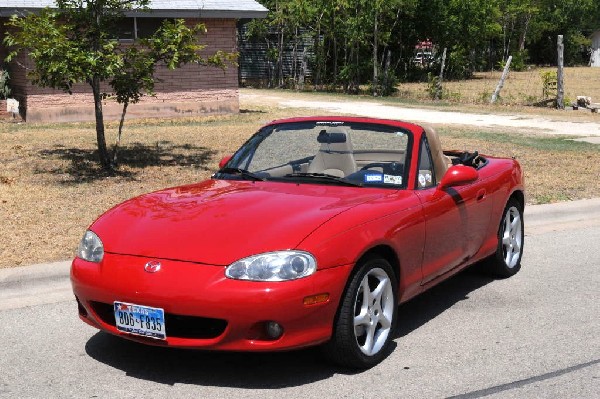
(292, 26, 298, 88)
(314, 16, 322, 89)
(383, 49, 391, 95)
(436, 48, 447, 100)
(298, 47, 307, 91)
(372, 9, 379, 96)
(518, 14, 531, 51)
(91, 76, 112, 171)
(113, 101, 129, 166)
(277, 24, 284, 88)
(333, 13, 338, 88)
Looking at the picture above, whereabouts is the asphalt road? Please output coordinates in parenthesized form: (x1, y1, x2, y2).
(1, 200, 599, 399)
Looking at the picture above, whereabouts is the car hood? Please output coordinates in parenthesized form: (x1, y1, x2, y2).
(92, 179, 388, 265)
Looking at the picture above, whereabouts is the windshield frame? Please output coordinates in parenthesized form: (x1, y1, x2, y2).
(214, 119, 414, 189)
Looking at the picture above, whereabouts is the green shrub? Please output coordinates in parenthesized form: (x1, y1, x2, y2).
(540, 70, 557, 99)
(371, 71, 399, 97)
(511, 50, 529, 72)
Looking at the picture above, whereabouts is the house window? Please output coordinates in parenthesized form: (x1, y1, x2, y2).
(113, 18, 172, 41)
(136, 18, 168, 38)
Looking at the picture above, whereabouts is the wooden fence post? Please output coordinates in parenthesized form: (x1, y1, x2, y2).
(491, 55, 512, 103)
(557, 35, 565, 109)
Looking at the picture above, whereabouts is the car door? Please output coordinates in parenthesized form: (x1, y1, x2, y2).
(414, 136, 472, 284)
(454, 172, 494, 258)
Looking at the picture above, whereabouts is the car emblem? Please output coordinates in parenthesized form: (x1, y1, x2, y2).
(144, 261, 161, 273)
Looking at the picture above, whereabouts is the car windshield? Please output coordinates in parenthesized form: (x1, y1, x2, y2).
(215, 120, 412, 188)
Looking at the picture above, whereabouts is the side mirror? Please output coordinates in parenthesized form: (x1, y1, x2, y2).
(218, 155, 232, 169)
(439, 165, 478, 189)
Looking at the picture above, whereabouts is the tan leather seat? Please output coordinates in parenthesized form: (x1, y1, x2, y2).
(423, 125, 451, 182)
(307, 128, 356, 177)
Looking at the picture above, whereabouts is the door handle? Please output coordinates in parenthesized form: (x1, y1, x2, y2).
(476, 189, 486, 202)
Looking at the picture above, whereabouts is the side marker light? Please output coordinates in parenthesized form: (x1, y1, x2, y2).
(303, 293, 330, 306)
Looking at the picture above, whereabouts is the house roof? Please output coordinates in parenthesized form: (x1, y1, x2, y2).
(0, 0, 268, 19)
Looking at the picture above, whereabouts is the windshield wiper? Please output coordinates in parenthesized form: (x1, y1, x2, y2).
(218, 167, 266, 181)
(284, 172, 362, 187)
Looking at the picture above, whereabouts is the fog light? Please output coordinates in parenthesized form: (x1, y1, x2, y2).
(265, 321, 283, 339)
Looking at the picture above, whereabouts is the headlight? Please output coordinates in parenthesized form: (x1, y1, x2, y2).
(225, 251, 317, 282)
(77, 230, 104, 263)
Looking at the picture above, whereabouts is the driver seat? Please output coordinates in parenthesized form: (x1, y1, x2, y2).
(307, 128, 356, 177)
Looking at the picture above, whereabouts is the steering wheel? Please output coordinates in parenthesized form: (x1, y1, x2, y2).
(360, 162, 403, 174)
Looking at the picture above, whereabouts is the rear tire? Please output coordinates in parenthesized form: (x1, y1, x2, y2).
(322, 257, 397, 369)
(487, 198, 524, 278)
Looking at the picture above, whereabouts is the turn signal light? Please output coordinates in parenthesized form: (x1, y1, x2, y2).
(303, 293, 330, 306)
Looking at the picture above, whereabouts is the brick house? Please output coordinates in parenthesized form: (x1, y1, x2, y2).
(0, 0, 267, 122)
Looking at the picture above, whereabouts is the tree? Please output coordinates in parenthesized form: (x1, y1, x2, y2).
(4, 0, 232, 172)
(242, 0, 598, 94)
(527, 0, 597, 65)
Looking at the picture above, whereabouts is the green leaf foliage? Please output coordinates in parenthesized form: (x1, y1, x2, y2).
(243, 0, 600, 91)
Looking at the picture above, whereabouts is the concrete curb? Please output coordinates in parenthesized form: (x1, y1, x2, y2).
(1, 198, 599, 310)
(525, 198, 600, 235)
(0, 260, 72, 311)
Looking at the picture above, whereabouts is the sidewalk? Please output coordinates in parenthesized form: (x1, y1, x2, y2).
(1, 198, 599, 311)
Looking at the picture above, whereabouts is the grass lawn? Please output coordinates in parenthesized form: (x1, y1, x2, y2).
(1, 95, 599, 268)
(396, 66, 600, 107)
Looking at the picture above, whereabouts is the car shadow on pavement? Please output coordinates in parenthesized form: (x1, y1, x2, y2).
(84, 268, 495, 388)
(85, 334, 340, 387)
(395, 268, 496, 339)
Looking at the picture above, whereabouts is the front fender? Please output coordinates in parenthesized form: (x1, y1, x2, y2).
(297, 191, 425, 302)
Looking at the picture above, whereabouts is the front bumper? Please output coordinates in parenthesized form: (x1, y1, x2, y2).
(71, 253, 352, 351)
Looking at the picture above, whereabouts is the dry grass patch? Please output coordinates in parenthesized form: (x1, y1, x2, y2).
(0, 107, 312, 268)
(397, 66, 600, 108)
(437, 126, 600, 204)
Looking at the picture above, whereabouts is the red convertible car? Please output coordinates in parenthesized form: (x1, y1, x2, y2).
(71, 116, 524, 368)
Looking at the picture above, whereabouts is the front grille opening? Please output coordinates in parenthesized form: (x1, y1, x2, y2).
(89, 301, 227, 339)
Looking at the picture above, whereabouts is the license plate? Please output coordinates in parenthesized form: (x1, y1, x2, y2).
(114, 301, 166, 340)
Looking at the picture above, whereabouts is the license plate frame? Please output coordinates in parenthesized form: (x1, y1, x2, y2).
(113, 301, 166, 340)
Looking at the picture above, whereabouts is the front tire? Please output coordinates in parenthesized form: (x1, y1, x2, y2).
(488, 198, 524, 277)
(323, 257, 397, 369)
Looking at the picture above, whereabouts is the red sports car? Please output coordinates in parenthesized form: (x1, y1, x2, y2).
(71, 116, 524, 368)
